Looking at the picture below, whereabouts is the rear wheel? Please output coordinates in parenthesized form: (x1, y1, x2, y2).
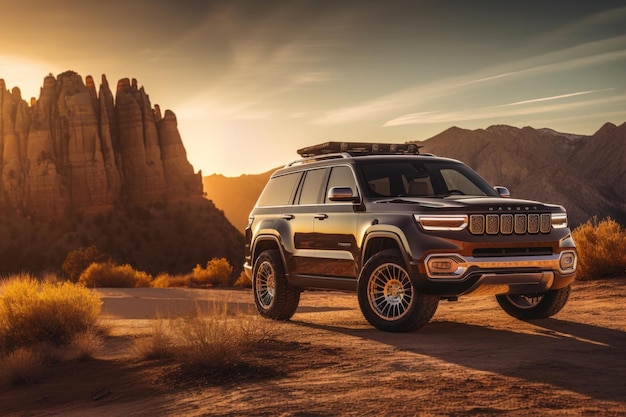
(253, 250, 300, 320)
(496, 285, 571, 320)
(358, 249, 439, 332)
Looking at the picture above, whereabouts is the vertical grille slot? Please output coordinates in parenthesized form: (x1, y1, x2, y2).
(514, 214, 527, 234)
(469, 215, 485, 234)
(486, 214, 499, 234)
(528, 214, 540, 234)
(540, 214, 551, 233)
(501, 214, 514, 234)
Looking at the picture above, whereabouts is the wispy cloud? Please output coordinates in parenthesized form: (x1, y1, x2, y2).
(383, 92, 626, 126)
(504, 89, 612, 107)
(313, 35, 626, 125)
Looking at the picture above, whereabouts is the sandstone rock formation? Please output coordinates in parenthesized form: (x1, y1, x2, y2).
(0, 71, 202, 218)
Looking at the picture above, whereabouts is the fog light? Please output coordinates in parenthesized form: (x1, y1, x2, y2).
(425, 256, 467, 278)
(559, 251, 577, 272)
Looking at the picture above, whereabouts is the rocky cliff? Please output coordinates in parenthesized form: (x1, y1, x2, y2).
(0, 71, 202, 218)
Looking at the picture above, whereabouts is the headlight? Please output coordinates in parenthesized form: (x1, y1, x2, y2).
(415, 214, 468, 231)
(551, 213, 568, 229)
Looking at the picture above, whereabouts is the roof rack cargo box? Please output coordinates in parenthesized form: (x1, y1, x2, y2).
(297, 142, 422, 157)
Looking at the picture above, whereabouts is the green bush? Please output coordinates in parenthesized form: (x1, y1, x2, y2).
(79, 262, 152, 288)
(190, 258, 233, 287)
(572, 217, 626, 280)
(0, 274, 102, 351)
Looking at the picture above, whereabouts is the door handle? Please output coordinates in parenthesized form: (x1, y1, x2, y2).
(282, 214, 295, 220)
(314, 213, 328, 220)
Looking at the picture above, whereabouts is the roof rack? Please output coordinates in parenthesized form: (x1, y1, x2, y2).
(297, 141, 422, 157)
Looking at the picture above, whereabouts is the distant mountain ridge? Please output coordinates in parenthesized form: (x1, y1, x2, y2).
(204, 123, 626, 231)
(415, 123, 626, 226)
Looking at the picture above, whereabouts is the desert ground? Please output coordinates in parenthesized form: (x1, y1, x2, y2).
(1, 277, 625, 416)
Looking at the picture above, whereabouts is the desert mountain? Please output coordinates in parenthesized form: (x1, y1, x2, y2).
(415, 123, 626, 227)
(204, 123, 626, 231)
(0, 71, 242, 277)
(203, 170, 274, 232)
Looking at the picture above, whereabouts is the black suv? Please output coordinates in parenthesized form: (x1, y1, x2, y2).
(244, 142, 577, 332)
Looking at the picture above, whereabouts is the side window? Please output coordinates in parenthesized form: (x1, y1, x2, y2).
(298, 168, 328, 205)
(325, 166, 358, 203)
(256, 172, 302, 206)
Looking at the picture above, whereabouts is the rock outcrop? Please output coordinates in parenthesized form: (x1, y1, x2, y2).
(0, 71, 202, 218)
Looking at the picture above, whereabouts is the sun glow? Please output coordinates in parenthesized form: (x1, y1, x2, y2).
(0, 55, 56, 101)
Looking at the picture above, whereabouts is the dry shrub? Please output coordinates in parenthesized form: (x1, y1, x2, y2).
(69, 329, 104, 361)
(134, 319, 175, 359)
(79, 262, 152, 288)
(0, 274, 102, 351)
(190, 258, 233, 287)
(234, 271, 252, 288)
(0, 347, 47, 388)
(572, 217, 626, 280)
(135, 304, 273, 370)
(151, 273, 191, 288)
(62, 245, 107, 282)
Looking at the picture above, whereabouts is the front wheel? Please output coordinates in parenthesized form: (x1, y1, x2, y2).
(252, 250, 300, 320)
(496, 285, 571, 320)
(358, 249, 439, 332)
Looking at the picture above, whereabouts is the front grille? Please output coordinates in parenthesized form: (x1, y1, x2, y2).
(469, 213, 551, 235)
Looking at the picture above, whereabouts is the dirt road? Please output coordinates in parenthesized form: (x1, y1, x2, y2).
(1, 278, 625, 416)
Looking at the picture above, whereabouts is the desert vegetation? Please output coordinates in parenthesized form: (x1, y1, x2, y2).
(572, 217, 626, 280)
(0, 275, 103, 387)
(134, 304, 273, 374)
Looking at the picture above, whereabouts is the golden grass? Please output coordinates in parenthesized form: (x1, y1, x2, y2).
(572, 217, 626, 280)
(151, 258, 236, 288)
(190, 258, 233, 287)
(234, 271, 252, 288)
(0, 275, 104, 388)
(79, 262, 152, 288)
(0, 347, 47, 388)
(135, 303, 273, 370)
(0, 274, 102, 350)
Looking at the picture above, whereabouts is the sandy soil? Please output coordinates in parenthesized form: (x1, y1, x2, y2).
(1, 278, 625, 416)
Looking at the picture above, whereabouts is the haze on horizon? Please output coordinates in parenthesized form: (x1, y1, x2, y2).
(1, 0, 625, 177)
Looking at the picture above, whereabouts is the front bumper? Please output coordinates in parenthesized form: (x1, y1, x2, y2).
(413, 251, 577, 297)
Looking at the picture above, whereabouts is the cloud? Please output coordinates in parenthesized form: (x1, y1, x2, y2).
(383, 92, 626, 126)
(313, 35, 626, 126)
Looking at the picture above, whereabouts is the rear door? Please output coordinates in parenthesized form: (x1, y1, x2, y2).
(310, 165, 360, 278)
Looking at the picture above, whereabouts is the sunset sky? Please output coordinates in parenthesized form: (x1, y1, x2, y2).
(1, 0, 625, 176)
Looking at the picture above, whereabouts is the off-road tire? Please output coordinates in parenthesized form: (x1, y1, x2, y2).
(496, 285, 571, 320)
(253, 249, 300, 320)
(358, 249, 439, 332)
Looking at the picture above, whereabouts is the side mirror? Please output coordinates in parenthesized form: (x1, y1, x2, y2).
(327, 186, 359, 202)
(494, 186, 510, 198)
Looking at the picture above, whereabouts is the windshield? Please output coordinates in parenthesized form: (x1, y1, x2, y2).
(358, 159, 498, 198)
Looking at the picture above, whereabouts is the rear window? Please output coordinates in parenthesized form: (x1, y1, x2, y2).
(256, 172, 302, 206)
